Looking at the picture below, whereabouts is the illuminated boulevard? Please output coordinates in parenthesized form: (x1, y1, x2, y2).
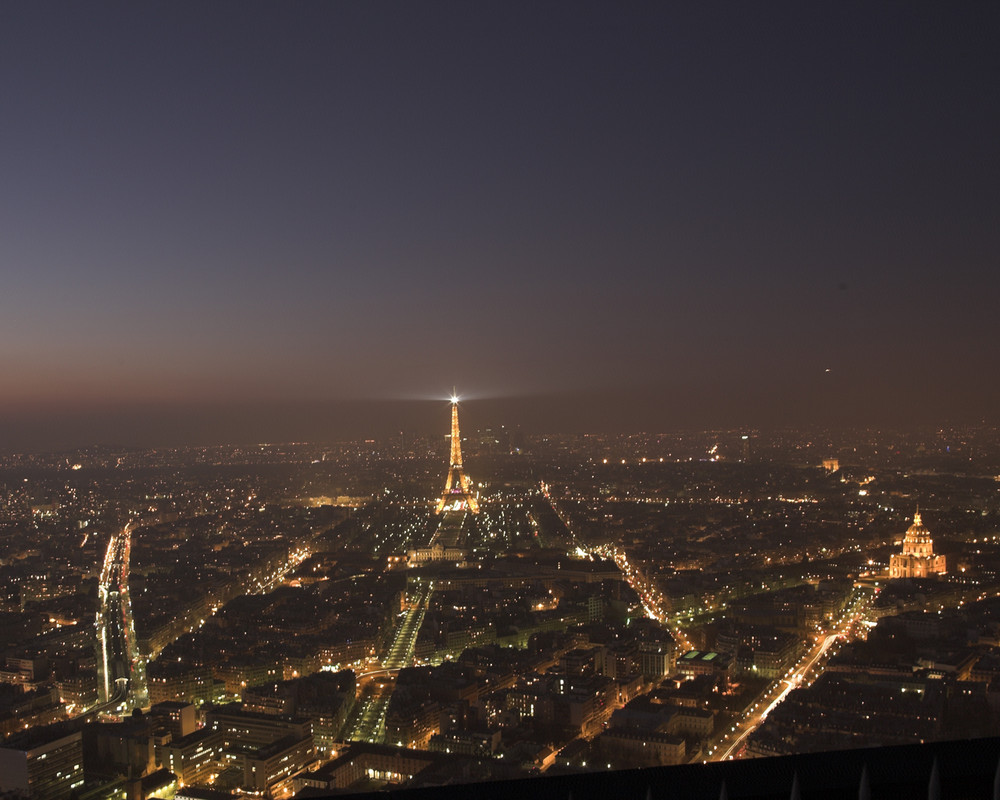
(706, 590, 872, 762)
(596, 543, 696, 653)
(344, 572, 436, 744)
(95, 521, 148, 713)
(599, 540, 883, 764)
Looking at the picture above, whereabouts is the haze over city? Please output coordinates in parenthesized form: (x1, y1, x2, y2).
(2, 2, 998, 451)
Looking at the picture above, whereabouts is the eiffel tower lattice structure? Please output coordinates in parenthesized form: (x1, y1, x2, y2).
(435, 395, 479, 514)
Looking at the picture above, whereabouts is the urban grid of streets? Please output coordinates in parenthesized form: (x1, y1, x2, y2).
(342, 491, 974, 762)
(93, 516, 312, 719)
(68, 429, 1000, 776)
(88, 490, 1000, 763)
(606, 542, 1000, 763)
(511, 490, 884, 762)
(607, 541, 881, 762)
(88, 487, 1000, 765)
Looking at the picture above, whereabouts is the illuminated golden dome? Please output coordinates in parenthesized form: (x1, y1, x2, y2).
(890, 508, 946, 578)
(905, 510, 931, 543)
(900, 508, 935, 560)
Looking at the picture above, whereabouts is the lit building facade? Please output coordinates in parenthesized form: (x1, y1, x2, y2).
(0, 728, 84, 800)
(888, 511, 946, 579)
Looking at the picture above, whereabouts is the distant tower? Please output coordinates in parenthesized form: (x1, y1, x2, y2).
(435, 395, 479, 514)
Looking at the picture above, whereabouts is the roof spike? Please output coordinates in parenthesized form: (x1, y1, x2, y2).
(859, 763, 871, 800)
(928, 756, 941, 800)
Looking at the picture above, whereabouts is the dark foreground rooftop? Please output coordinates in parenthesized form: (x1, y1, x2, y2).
(324, 736, 1000, 800)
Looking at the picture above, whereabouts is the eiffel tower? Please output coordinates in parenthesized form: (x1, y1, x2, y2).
(435, 394, 479, 514)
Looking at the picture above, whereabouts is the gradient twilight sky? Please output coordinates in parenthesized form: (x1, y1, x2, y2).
(1, 2, 998, 450)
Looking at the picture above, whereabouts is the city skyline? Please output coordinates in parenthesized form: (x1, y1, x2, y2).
(4, 417, 1000, 797)
(2, 2, 999, 452)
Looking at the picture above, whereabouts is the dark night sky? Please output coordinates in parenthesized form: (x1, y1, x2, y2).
(1, 2, 998, 450)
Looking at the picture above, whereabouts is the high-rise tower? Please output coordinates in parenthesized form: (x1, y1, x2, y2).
(435, 395, 479, 514)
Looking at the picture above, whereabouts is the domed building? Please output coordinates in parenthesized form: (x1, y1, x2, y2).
(888, 510, 946, 578)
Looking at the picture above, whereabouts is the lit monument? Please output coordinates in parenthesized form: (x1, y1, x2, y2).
(435, 394, 479, 514)
(888, 510, 946, 578)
